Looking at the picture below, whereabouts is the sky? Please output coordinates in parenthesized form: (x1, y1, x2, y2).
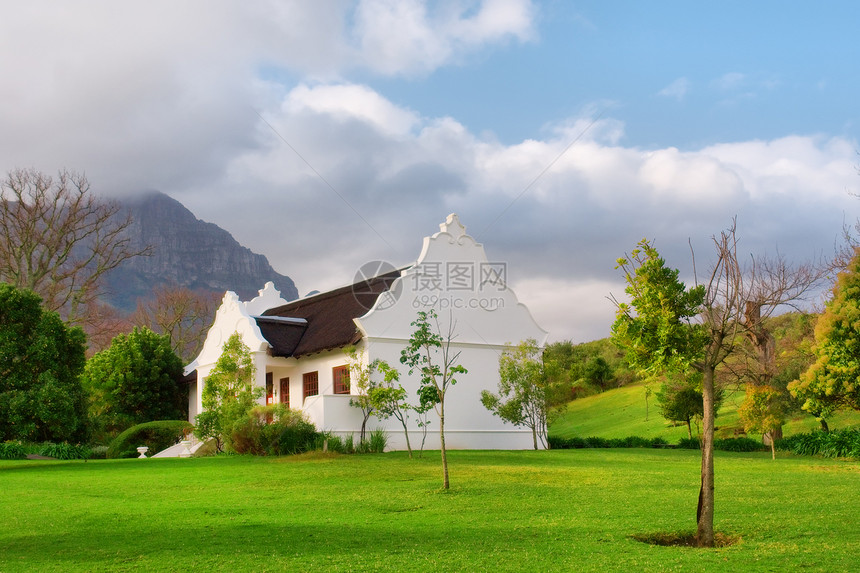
(1, 1, 859, 343)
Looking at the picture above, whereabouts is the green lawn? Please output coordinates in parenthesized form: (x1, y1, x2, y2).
(550, 383, 860, 441)
(1, 450, 858, 572)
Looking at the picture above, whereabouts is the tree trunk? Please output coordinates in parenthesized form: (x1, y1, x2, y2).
(819, 418, 829, 432)
(686, 420, 692, 439)
(532, 426, 538, 450)
(440, 395, 449, 489)
(696, 366, 716, 548)
(399, 415, 413, 459)
(360, 415, 368, 443)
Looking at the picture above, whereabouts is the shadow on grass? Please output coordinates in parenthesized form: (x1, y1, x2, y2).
(631, 532, 740, 548)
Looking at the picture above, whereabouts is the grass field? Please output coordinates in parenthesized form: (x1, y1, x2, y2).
(550, 383, 860, 441)
(1, 449, 858, 572)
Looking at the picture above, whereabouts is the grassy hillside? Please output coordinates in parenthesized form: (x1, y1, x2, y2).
(550, 383, 860, 441)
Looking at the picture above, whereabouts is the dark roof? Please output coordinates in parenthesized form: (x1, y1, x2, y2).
(253, 316, 308, 358)
(259, 270, 400, 358)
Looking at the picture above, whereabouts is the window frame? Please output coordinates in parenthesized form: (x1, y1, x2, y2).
(303, 371, 319, 401)
(280, 377, 290, 409)
(332, 365, 350, 395)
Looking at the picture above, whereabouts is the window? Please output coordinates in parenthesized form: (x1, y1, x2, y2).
(266, 372, 274, 405)
(333, 365, 350, 394)
(280, 377, 290, 409)
(303, 371, 319, 401)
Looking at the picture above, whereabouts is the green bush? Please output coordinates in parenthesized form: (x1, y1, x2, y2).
(229, 405, 318, 456)
(713, 437, 766, 453)
(367, 429, 388, 453)
(677, 437, 701, 449)
(776, 428, 860, 459)
(0, 441, 26, 460)
(38, 442, 92, 460)
(88, 445, 109, 459)
(107, 420, 193, 459)
(547, 435, 670, 450)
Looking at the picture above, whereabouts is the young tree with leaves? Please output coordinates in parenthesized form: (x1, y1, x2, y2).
(611, 238, 716, 546)
(345, 346, 379, 443)
(614, 223, 825, 546)
(738, 385, 784, 459)
(81, 327, 185, 440)
(367, 360, 416, 458)
(656, 372, 724, 439)
(481, 339, 562, 450)
(400, 309, 467, 490)
(195, 332, 262, 452)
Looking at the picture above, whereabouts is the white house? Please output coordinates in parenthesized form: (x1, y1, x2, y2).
(186, 214, 548, 450)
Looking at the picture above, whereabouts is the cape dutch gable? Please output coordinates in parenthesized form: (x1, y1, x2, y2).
(187, 214, 548, 450)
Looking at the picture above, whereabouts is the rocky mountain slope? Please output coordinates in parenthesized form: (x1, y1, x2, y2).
(104, 191, 298, 310)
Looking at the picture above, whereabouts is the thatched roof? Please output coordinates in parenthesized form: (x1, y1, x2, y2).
(258, 270, 400, 358)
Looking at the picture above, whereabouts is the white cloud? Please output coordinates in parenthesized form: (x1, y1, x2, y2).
(185, 83, 857, 342)
(0, 2, 537, 193)
(284, 83, 420, 135)
(353, 0, 535, 75)
(658, 77, 690, 101)
(713, 72, 747, 91)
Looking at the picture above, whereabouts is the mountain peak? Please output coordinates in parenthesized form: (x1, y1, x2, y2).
(103, 192, 298, 310)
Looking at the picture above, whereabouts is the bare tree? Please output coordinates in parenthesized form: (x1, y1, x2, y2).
(81, 301, 134, 356)
(0, 168, 149, 323)
(691, 222, 827, 544)
(689, 224, 745, 547)
(132, 285, 218, 362)
(736, 252, 829, 440)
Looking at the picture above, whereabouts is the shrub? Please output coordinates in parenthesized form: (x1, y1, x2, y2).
(229, 405, 318, 456)
(0, 441, 26, 460)
(713, 437, 766, 453)
(314, 432, 346, 453)
(343, 434, 356, 454)
(367, 429, 388, 453)
(88, 445, 109, 459)
(547, 435, 670, 450)
(677, 437, 701, 449)
(107, 420, 193, 459)
(776, 428, 860, 459)
(39, 442, 92, 460)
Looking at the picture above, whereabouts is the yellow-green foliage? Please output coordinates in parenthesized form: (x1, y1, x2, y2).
(790, 252, 860, 418)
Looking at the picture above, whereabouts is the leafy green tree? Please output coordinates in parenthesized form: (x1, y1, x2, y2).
(656, 372, 724, 439)
(194, 332, 262, 452)
(583, 356, 612, 389)
(345, 346, 381, 443)
(0, 283, 88, 443)
(790, 250, 860, 419)
(400, 309, 467, 490)
(413, 384, 437, 457)
(738, 385, 785, 459)
(367, 360, 415, 458)
(82, 326, 185, 440)
(612, 238, 721, 547)
(481, 339, 564, 450)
